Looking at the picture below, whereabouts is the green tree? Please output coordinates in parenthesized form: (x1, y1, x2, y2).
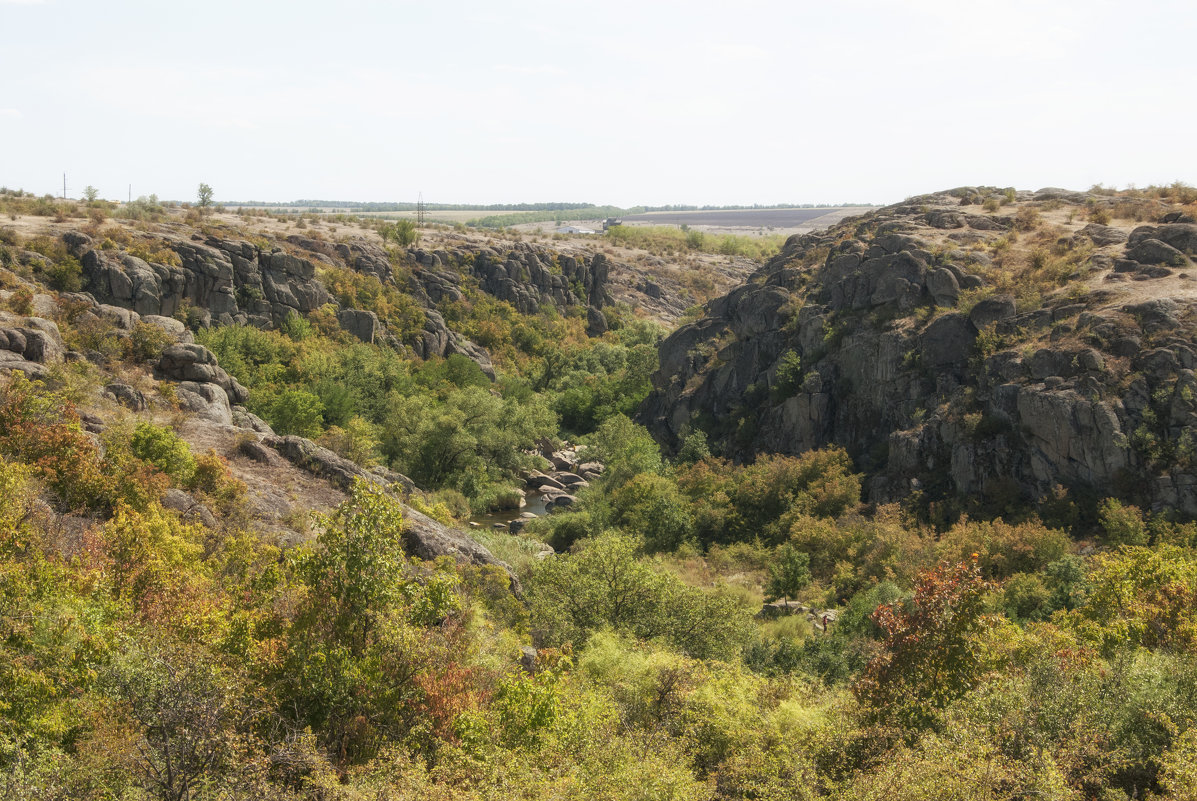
(1067, 545, 1197, 655)
(611, 472, 693, 552)
(1098, 497, 1149, 546)
(82, 185, 99, 203)
(104, 642, 247, 801)
(529, 532, 751, 660)
(197, 183, 214, 211)
(585, 414, 663, 490)
(772, 349, 803, 398)
(381, 386, 555, 493)
(269, 389, 325, 438)
(301, 480, 410, 654)
(765, 543, 811, 608)
(284, 481, 460, 762)
(394, 218, 418, 245)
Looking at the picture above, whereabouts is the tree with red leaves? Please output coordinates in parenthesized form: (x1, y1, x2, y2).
(855, 557, 997, 731)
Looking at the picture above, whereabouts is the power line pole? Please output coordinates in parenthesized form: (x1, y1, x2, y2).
(417, 191, 425, 227)
(62, 173, 66, 200)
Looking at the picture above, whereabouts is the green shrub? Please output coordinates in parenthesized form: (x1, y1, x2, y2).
(269, 389, 326, 438)
(771, 349, 803, 398)
(278, 310, 313, 341)
(130, 422, 197, 485)
(40, 255, 83, 291)
(470, 484, 525, 516)
(8, 286, 34, 315)
(126, 321, 174, 363)
(610, 472, 694, 552)
(1098, 498, 1149, 546)
(529, 532, 753, 660)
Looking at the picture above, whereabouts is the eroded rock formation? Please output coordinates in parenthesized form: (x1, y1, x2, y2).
(641, 188, 1197, 516)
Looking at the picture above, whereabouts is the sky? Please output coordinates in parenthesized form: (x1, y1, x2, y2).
(1, 0, 1194, 207)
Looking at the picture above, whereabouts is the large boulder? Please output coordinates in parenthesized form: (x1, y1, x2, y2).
(156, 344, 249, 405)
(263, 434, 415, 494)
(231, 406, 274, 435)
(104, 382, 148, 412)
(174, 381, 233, 425)
(141, 314, 193, 344)
(926, 267, 960, 307)
(920, 313, 975, 368)
(0, 314, 65, 366)
(1079, 223, 1128, 247)
(1126, 238, 1188, 266)
(969, 296, 1017, 329)
(401, 505, 523, 595)
(0, 351, 49, 378)
(337, 308, 379, 344)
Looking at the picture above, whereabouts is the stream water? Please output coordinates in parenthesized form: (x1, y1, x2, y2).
(470, 490, 549, 530)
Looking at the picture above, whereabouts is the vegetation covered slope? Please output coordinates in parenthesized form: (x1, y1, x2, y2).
(1, 186, 1197, 800)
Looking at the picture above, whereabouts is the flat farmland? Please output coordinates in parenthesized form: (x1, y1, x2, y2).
(541, 206, 877, 237)
(620, 208, 852, 227)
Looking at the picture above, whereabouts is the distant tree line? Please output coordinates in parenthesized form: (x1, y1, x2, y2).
(227, 200, 623, 212)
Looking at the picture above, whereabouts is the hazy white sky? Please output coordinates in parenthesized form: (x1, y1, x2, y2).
(1, 0, 1194, 206)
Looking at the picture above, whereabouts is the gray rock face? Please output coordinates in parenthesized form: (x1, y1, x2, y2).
(337, 308, 380, 343)
(61, 230, 94, 257)
(263, 434, 416, 494)
(104, 382, 148, 411)
(336, 240, 393, 282)
(175, 381, 234, 425)
(0, 314, 65, 374)
(921, 314, 975, 368)
(639, 188, 1197, 516)
(74, 228, 618, 388)
(81, 235, 330, 327)
(405, 241, 613, 317)
(157, 344, 249, 406)
(586, 305, 609, 337)
(1127, 238, 1188, 266)
(410, 309, 496, 379)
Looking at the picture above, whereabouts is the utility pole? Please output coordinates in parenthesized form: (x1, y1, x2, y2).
(417, 191, 425, 227)
(62, 173, 66, 200)
(128, 184, 131, 204)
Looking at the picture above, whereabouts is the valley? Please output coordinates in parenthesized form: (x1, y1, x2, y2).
(1, 183, 1196, 800)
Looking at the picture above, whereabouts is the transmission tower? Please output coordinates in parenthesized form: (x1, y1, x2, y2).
(417, 192, 425, 227)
